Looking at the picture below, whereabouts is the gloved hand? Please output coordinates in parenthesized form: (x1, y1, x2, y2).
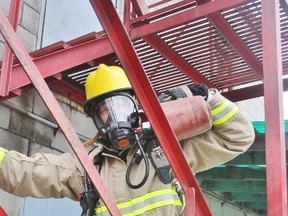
(187, 83, 209, 101)
(158, 83, 208, 103)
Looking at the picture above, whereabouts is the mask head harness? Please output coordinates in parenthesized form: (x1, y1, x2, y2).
(91, 92, 139, 151)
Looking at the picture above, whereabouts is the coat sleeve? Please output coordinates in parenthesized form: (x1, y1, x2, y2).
(181, 89, 255, 173)
(0, 148, 85, 200)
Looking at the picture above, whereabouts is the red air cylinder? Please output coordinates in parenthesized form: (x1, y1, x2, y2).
(161, 96, 212, 141)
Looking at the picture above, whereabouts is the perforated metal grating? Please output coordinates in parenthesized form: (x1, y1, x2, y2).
(65, 0, 287, 98)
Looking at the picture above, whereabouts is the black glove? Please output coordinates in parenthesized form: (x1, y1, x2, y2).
(158, 86, 188, 103)
(187, 83, 209, 101)
(158, 83, 209, 103)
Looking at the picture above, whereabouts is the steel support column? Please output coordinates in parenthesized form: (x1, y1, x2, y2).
(262, 0, 287, 215)
(0, 0, 20, 96)
(89, 0, 211, 215)
(0, 10, 121, 216)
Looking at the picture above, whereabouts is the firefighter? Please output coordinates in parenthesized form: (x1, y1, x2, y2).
(0, 64, 255, 216)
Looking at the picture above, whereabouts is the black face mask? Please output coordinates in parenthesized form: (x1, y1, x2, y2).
(91, 93, 139, 151)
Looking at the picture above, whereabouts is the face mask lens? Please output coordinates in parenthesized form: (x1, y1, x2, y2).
(93, 96, 134, 125)
(92, 94, 138, 150)
(112, 96, 135, 122)
(92, 100, 110, 134)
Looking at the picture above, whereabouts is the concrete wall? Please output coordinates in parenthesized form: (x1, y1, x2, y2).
(0, 2, 44, 215)
(0, 0, 42, 59)
(0, 89, 96, 215)
(0, 1, 261, 216)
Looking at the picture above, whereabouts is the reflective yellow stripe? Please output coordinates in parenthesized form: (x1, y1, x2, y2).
(213, 107, 239, 125)
(211, 100, 239, 125)
(211, 100, 229, 116)
(124, 199, 182, 216)
(117, 188, 177, 208)
(0, 147, 7, 167)
(95, 188, 182, 215)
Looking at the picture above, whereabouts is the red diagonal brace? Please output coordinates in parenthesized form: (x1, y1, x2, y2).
(0, 10, 121, 216)
(0, 207, 7, 216)
(0, 0, 20, 96)
(143, 34, 214, 87)
(89, 0, 211, 215)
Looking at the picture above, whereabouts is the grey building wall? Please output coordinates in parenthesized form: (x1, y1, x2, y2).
(0, 0, 42, 59)
(0, 90, 96, 216)
(0, 2, 44, 215)
(0, 1, 261, 216)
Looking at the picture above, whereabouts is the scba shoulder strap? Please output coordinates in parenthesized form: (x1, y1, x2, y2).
(79, 137, 173, 216)
(145, 139, 172, 184)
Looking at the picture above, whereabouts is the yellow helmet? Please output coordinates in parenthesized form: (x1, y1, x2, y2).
(83, 64, 132, 115)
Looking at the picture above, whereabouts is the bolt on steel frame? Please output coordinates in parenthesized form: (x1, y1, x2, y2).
(0, 0, 287, 216)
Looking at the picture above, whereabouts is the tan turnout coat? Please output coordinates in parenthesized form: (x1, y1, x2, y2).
(0, 90, 255, 215)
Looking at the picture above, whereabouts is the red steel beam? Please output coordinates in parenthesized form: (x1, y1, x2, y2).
(131, 1, 214, 87)
(223, 78, 288, 102)
(2, 0, 249, 99)
(89, 0, 211, 215)
(130, 0, 250, 39)
(2, 0, 275, 104)
(0, 10, 121, 216)
(206, 12, 263, 79)
(0, 0, 20, 96)
(132, 0, 261, 90)
(184, 187, 195, 216)
(131, 0, 264, 86)
(262, 0, 287, 215)
(143, 34, 215, 88)
(1, 36, 114, 93)
(48, 80, 86, 105)
(131, 0, 149, 15)
(10, 36, 113, 90)
(207, 12, 263, 79)
(123, 0, 131, 31)
(0, 207, 7, 216)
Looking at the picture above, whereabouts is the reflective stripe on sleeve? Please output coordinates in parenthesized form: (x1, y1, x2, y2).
(0, 147, 7, 167)
(211, 100, 239, 126)
(95, 188, 182, 216)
